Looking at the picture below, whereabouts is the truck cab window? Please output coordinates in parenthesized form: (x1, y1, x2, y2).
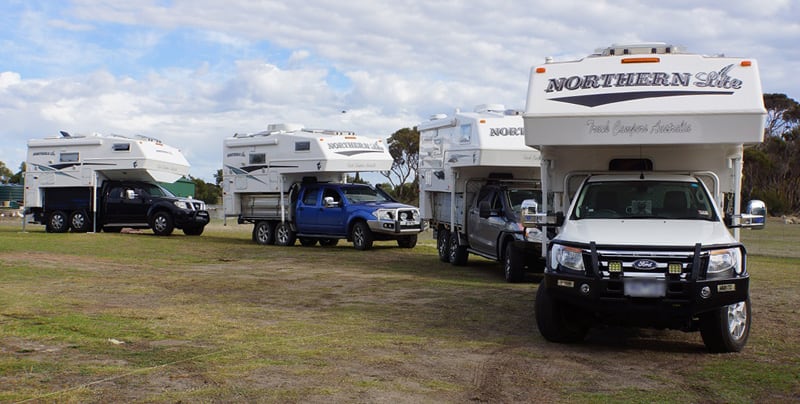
(323, 188, 341, 205)
(303, 188, 319, 206)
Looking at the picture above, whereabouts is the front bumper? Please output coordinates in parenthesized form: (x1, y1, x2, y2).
(367, 219, 424, 235)
(175, 210, 210, 227)
(543, 241, 750, 329)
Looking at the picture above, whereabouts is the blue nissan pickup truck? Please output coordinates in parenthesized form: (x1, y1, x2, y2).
(238, 180, 424, 250)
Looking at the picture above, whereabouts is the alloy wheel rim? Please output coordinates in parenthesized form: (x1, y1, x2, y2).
(727, 301, 748, 341)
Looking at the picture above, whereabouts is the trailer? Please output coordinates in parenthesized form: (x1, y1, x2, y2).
(222, 123, 424, 249)
(418, 104, 544, 282)
(522, 43, 767, 352)
(24, 131, 209, 235)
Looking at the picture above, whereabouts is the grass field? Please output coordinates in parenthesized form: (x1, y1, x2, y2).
(1, 217, 798, 403)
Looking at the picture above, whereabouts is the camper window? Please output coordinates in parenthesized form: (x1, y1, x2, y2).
(459, 124, 472, 144)
(112, 143, 131, 152)
(249, 153, 266, 165)
(295, 141, 311, 152)
(60, 152, 79, 163)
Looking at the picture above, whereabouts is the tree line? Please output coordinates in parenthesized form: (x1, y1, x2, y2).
(2, 93, 798, 213)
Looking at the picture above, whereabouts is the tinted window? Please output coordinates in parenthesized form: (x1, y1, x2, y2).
(302, 188, 319, 205)
(573, 180, 716, 220)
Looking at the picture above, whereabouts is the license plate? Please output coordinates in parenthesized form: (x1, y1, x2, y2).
(624, 278, 666, 298)
(401, 221, 417, 226)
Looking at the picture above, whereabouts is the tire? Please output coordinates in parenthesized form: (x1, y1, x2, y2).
(351, 221, 374, 251)
(319, 238, 339, 247)
(46, 210, 69, 233)
(69, 210, 91, 233)
(103, 226, 122, 233)
(253, 221, 275, 245)
(150, 211, 174, 236)
(397, 235, 417, 249)
(448, 233, 469, 266)
(182, 225, 205, 236)
(504, 243, 525, 283)
(700, 298, 751, 353)
(437, 229, 451, 262)
(299, 237, 318, 247)
(274, 222, 296, 246)
(535, 282, 589, 343)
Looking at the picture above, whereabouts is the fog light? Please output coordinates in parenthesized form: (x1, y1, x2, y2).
(668, 263, 682, 274)
(700, 286, 711, 299)
(608, 261, 622, 273)
(580, 283, 590, 295)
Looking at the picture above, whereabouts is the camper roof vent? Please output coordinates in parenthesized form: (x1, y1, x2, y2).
(267, 123, 304, 133)
(430, 113, 447, 120)
(599, 43, 684, 56)
(474, 104, 505, 113)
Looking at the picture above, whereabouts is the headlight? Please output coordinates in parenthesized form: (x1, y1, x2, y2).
(174, 201, 191, 209)
(707, 248, 742, 275)
(374, 209, 394, 221)
(400, 212, 408, 221)
(551, 244, 585, 272)
(524, 227, 542, 242)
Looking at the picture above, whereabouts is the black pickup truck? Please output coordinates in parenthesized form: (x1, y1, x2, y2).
(26, 180, 210, 236)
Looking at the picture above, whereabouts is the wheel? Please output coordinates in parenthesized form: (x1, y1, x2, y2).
(274, 222, 296, 246)
(103, 226, 122, 233)
(700, 298, 751, 353)
(535, 282, 589, 343)
(437, 229, 451, 262)
(319, 238, 339, 247)
(253, 221, 275, 245)
(299, 237, 318, 247)
(182, 225, 205, 236)
(448, 232, 469, 266)
(504, 243, 525, 283)
(150, 211, 174, 236)
(46, 210, 69, 233)
(351, 221, 374, 250)
(69, 210, 91, 233)
(397, 235, 417, 248)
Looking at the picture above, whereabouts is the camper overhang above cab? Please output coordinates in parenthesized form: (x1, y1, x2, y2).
(524, 43, 767, 147)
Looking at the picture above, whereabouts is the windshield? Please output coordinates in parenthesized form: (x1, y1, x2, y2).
(342, 186, 392, 203)
(572, 180, 716, 220)
(507, 189, 542, 215)
(141, 183, 174, 197)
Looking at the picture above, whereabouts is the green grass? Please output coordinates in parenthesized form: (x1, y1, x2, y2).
(1, 218, 799, 402)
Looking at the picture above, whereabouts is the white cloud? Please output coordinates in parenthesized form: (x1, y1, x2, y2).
(1, 0, 799, 182)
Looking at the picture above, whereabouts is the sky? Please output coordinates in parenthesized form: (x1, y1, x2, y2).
(1, 0, 799, 183)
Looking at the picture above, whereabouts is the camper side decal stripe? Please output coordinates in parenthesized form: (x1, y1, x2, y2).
(549, 90, 733, 107)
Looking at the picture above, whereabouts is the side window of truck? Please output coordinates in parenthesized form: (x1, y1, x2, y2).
(323, 188, 341, 205)
(108, 187, 124, 202)
(302, 188, 319, 206)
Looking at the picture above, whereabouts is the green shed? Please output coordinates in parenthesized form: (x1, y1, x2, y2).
(159, 177, 196, 198)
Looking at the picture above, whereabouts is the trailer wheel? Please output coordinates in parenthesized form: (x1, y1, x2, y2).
(151, 211, 174, 236)
(182, 225, 205, 236)
(319, 238, 339, 247)
(448, 233, 469, 266)
(535, 282, 589, 343)
(253, 221, 275, 245)
(397, 235, 417, 249)
(351, 221, 374, 250)
(46, 210, 69, 233)
(69, 210, 91, 233)
(504, 243, 525, 283)
(700, 298, 751, 353)
(274, 222, 296, 246)
(437, 229, 451, 262)
(299, 237, 317, 247)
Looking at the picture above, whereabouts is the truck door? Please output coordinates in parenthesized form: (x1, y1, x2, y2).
(468, 189, 506, 255)
(103, 186, 127, 223)
(317, 186, 347, 236)
(295, 186, 320, 233)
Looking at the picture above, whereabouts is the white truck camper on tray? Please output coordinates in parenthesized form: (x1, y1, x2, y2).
(222, 124, 424, 249)
(522, 43, 767, 352)
(418, 104, 545, 282)
(24, 132, 209, 235)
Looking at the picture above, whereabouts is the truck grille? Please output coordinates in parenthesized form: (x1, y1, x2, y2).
(592, 249, 707, 279)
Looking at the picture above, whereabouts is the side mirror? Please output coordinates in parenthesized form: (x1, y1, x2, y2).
(479, 201, 491, 218)
(323, 196, 339, 208)
(125, 190, 138, 200)
(728, 199, 766, 230)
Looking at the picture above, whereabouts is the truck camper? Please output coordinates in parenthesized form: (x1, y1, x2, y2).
(522, 43, 767, 352)
(24, 131, 209, 235)
(418, 104, 545, 282)
(222, 124, 424, 250)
